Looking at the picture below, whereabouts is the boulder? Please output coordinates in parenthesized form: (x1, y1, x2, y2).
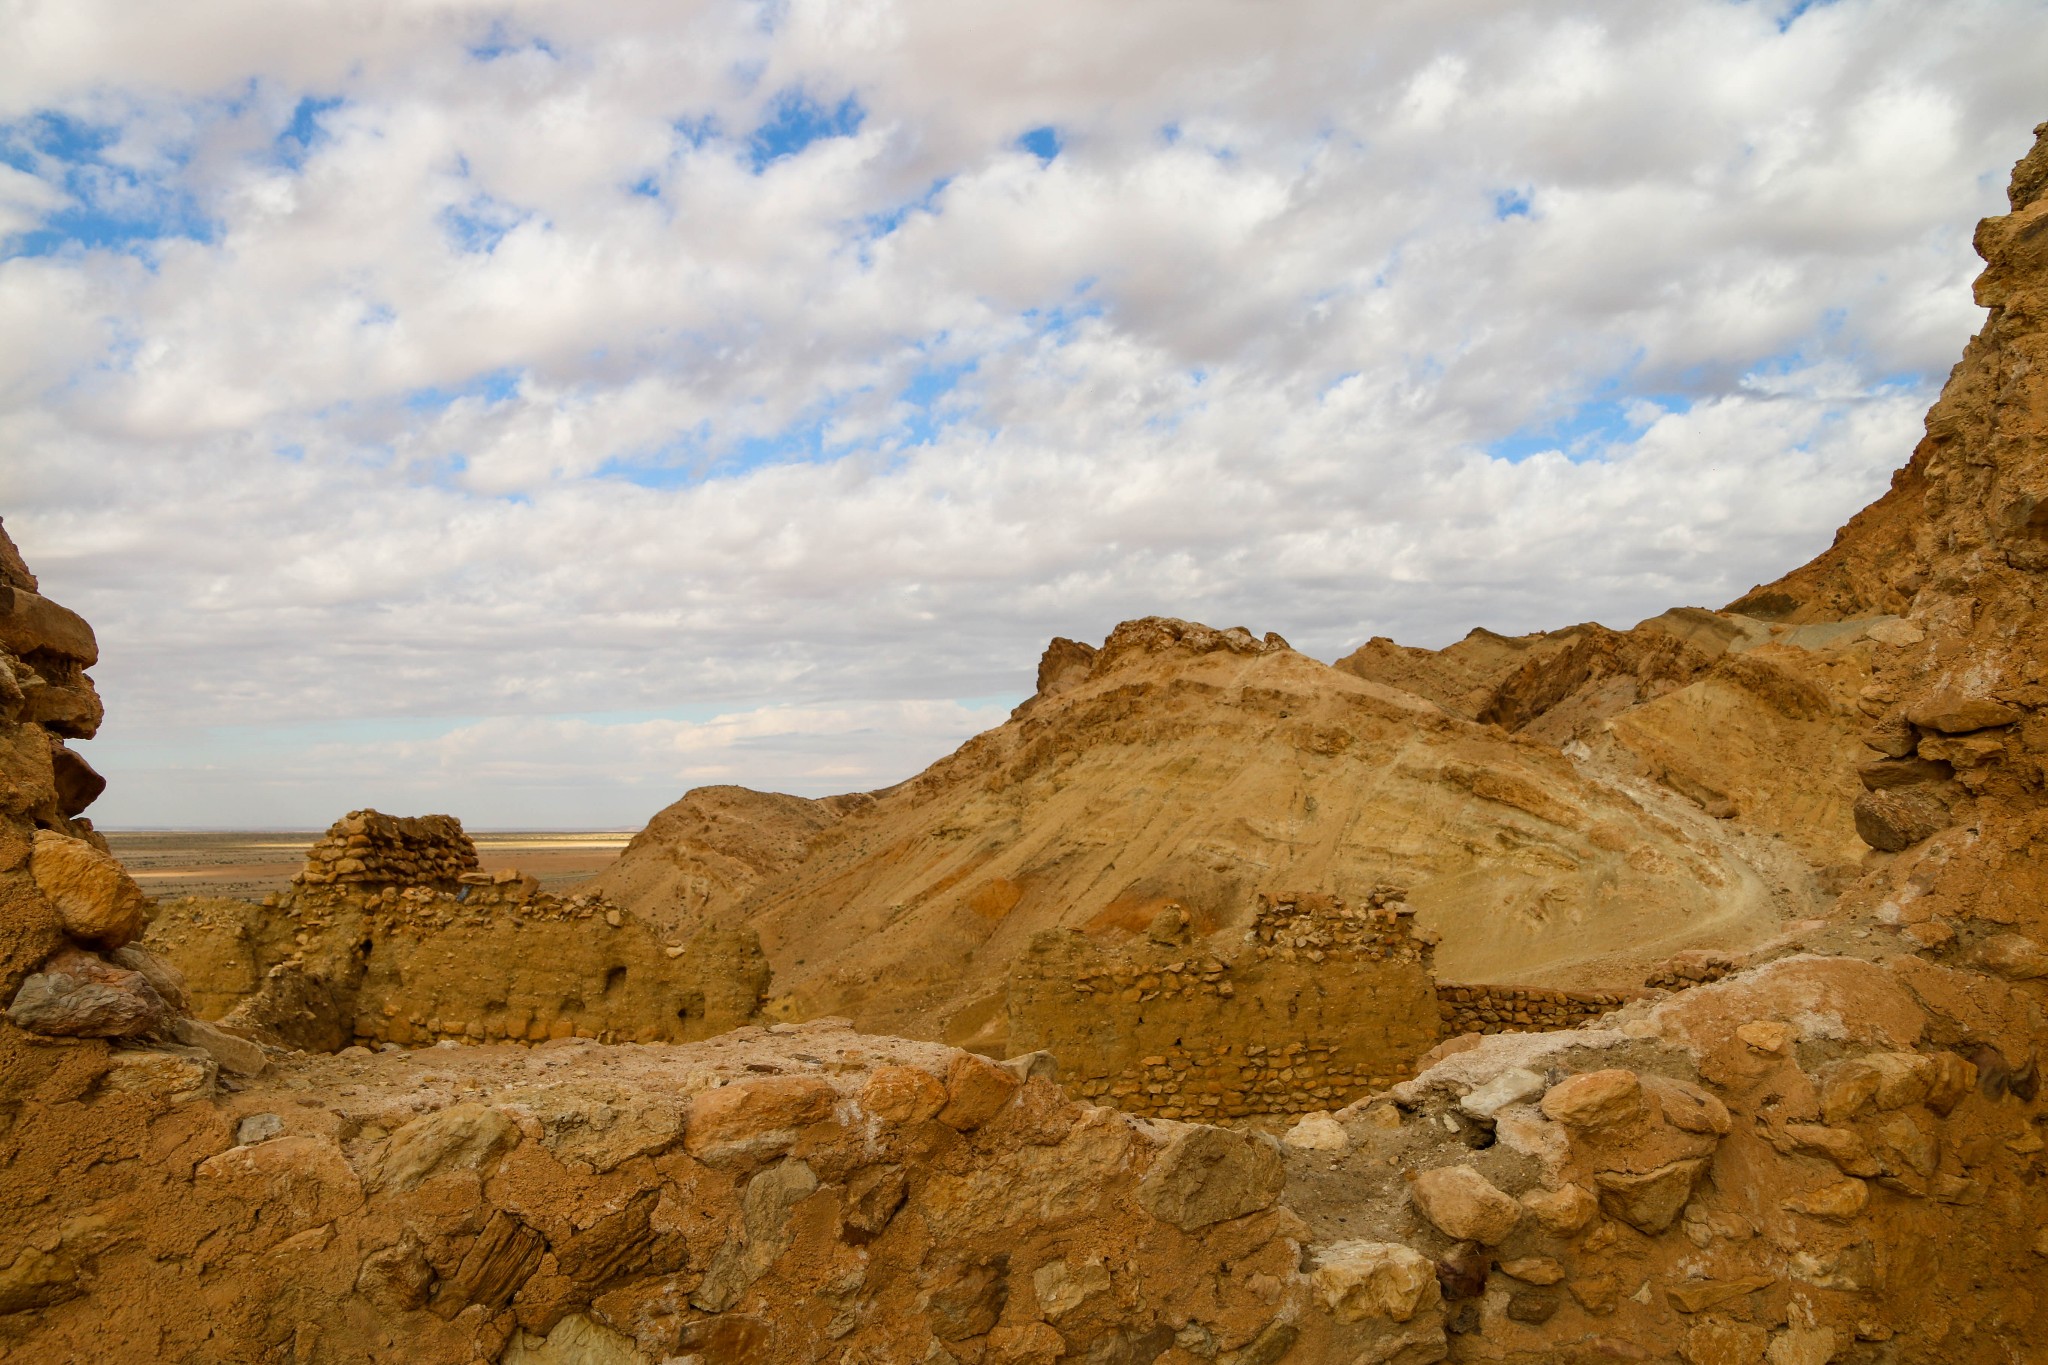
(1539, 1070, 1644, 1129)
(1137, 1125, 1286, 1230)
(1310, 1241, 1439, 1324)
(1282, 1111, 1350, 1152)
(1852, 788, 1949, 852)
(1409, 1164, 1521, 1244)
(1520, 1183, 1598, 1235)
(29, 829, 148, 947)
(7, 946, 172, 1037)
(1595, 1156, 1711, 1233)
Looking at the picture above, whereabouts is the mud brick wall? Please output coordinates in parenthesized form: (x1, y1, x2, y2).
(1435, 983, 1631, 1036)
(1008, 889, 1444, 1119)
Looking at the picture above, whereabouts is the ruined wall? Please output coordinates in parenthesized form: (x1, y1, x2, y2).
(1436, 983, 1632, 1036)
(1008, 890, 1444, 1119)
(146, 810, 770, 1052)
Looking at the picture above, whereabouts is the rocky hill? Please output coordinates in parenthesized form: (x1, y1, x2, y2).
(588, 617, 1826, 1051)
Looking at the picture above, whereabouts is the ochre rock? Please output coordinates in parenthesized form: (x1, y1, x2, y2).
(29, 829, 147, 948)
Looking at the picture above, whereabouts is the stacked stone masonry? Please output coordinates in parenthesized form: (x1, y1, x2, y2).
(147, 810, 771, 1053)
(1010, 889, 1445, 1120)
(1436, 983, 1632, 1036)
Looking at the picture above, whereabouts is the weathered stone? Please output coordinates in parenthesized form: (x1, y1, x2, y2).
(1783, 1179, 1868, 1221)
(1520, 1183, 1598, 1235)
(926, 1257, 1009, 1341)
(1853, 788, 1948, 852)
(1498, 1256, 1564, 1285)
(1282, 1110, 1349, 1152)
(30, 829, 147, 947)
(1595, 1156, 1711, 1234)
(1978, 933, 2048, 980)
(1735, 1020, 1795, 1054)
(1310, 1241, 1438, 1324)
(1458, 1067, 1546, 1120)
(50, 743, 105, 812)
(685, 1075, 838, 1164)
(1667, 1275, 1776, 1314)
(998, 1049, 1058, 1083)
(1137, 1125, 1286, 1230)
(1409, 1164, 1521, 1244)
(237, 1112, 284, 1145)
(859, 1064, 948, 1124)
(1682, 1319, 1770, 1365)
(367, 1103, 517, 1192)
(842, 1163, 908, 1241)
(355, 1236, 436, 1313)
(429, 1210, 545, 1318)
(102, 1045, 216, 1101)
(0, 587, 98, 664)
(937, 1051, 1022, 1130)
(1506, 1289, 1558, 1323)
(0, 1247, 82, 1315)
(1765, 1326, 1837, 1365)
(172, 1017, 269, 1076)
(1904, 693, 2020, 733)
(1540, 1069, 1644, 1128)
(1032, 1257, 1113, 1319)
(109, 944, 190, 1013)
(7, 946, 173, 1037)
(501, 1314, 643, 1365)
(692, 1159, 818, 1311)
(1784, 1124, 1880, 1177)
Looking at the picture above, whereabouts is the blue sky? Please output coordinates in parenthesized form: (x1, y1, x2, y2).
(1, 0, 2043, 826)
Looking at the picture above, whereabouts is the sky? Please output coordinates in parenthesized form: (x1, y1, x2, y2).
(2, 0, 2044, 830)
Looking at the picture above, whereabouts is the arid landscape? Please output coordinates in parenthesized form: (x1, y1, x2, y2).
(106, 830, 631, 903)
(0, 121, 2044, 1362)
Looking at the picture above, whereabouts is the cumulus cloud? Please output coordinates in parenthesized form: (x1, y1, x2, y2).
(0, 0, 2043, 826)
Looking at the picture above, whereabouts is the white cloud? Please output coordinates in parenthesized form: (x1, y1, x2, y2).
(0, 0, 2042, 825)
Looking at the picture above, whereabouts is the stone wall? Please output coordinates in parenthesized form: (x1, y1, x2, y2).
(1008, 889, 1444, 1120)
(1436, 983, 1632, 1035)
(147, 810, 770, 1052)
(293, 809, 478, 891)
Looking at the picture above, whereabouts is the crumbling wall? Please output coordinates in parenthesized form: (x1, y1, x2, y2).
(1436, 983, 1632, 1035)
(1008, 890, 1444, 1119)
(146, 810, 771, 1051)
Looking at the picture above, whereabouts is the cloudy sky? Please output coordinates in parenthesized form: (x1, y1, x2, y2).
(2, 0, 2043, 829)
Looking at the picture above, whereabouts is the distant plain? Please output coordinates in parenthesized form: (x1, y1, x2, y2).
(104, 830, 631, 902)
